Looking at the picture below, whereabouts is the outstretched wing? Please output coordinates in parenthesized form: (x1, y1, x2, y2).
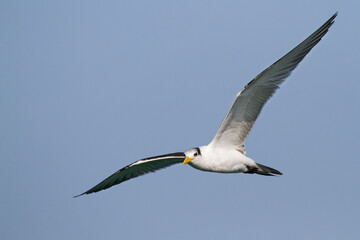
(75, 152, 185, 197)
(211, 13, 337, 153)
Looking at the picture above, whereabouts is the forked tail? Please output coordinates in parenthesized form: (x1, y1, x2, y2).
(255, 163, 283, 176)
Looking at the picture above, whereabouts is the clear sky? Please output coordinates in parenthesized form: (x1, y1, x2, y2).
(1, 1, 359, 239)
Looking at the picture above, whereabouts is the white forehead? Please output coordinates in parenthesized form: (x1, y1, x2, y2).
(185, 147, 200, 155)
(185, 148, 196, 154)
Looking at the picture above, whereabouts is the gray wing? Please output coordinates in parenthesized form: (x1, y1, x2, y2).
(75, 152, 185, 197)
(210, 13, 337, 153)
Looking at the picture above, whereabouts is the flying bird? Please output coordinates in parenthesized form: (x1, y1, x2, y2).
(75, 13, 337, 197)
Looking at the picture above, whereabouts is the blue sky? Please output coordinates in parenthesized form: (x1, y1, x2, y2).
(1, 1, 359, 239)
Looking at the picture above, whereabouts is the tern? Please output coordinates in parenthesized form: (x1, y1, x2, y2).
(75, 13, 336, 197)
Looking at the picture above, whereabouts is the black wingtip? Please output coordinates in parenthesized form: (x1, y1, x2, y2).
(328, 12, 338, 26)
(73, 192, 86, 198)
(331, 12, 338, 22)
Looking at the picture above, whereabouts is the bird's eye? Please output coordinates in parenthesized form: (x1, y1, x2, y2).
(194, 152, 198, 157)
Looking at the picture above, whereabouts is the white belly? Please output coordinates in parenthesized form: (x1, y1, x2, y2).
(188, 145, 256, 173)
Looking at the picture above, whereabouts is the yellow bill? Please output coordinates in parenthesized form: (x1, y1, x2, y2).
(183, 156, 194, 165)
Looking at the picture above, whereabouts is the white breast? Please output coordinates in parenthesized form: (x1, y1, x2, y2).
(188, 145, 256, 173)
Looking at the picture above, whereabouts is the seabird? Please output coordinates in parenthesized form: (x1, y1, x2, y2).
(75, 13, 337, 197)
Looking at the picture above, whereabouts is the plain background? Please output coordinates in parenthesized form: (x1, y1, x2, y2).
(1, 1, 359, 239)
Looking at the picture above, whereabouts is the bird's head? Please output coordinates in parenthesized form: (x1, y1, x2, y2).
(183, 147, 202, 165)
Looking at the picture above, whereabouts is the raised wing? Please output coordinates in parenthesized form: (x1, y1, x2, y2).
(75, 152, 185, 197)
(211, 13, 337, 153)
